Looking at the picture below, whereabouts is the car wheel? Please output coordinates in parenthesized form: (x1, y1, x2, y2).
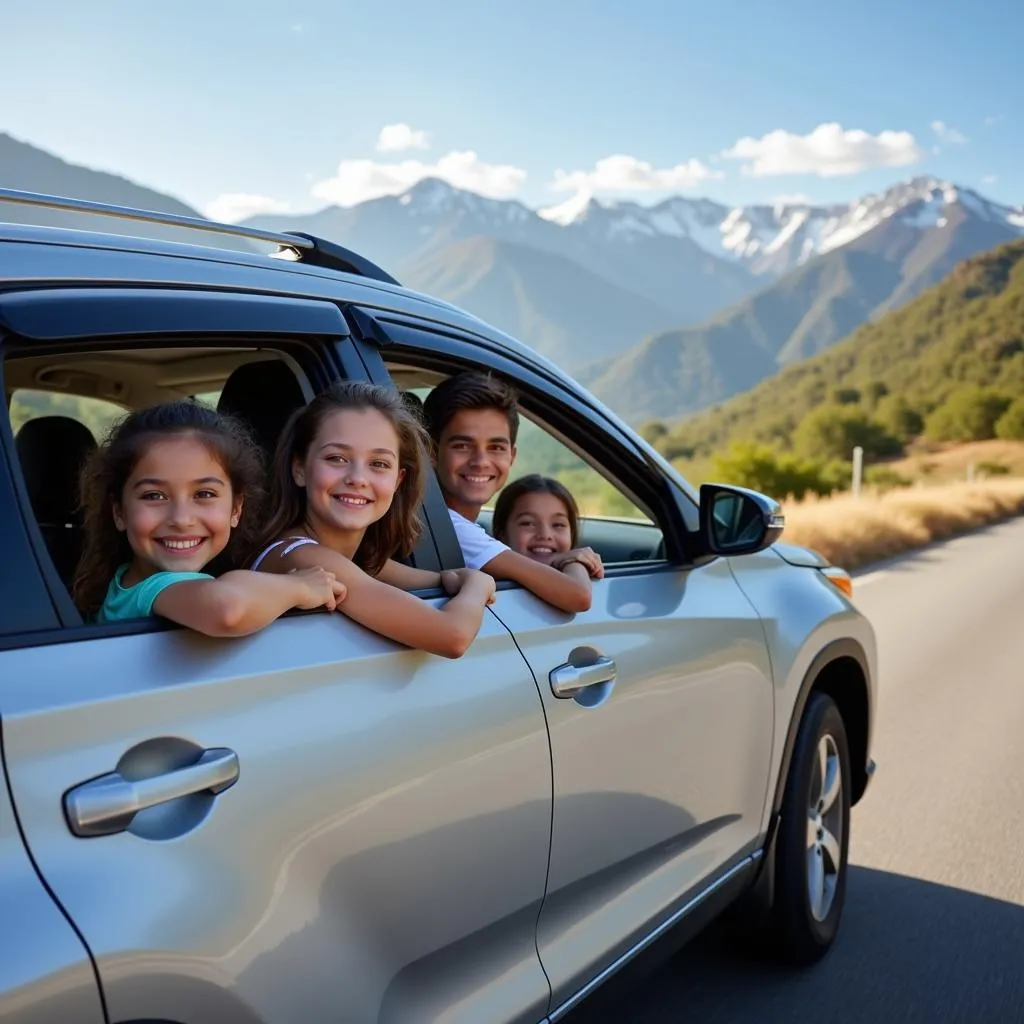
(769, 691, 851, 966)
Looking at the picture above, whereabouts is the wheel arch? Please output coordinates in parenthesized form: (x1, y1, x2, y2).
(774, 637, 873, 816)
(733, 637, 872, 920)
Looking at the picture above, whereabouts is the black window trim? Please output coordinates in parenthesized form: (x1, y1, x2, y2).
(349, 312, 693, 573)
(0, 342, 63, 638)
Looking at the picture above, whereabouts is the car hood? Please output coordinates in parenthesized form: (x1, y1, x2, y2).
(771, 541, 832, 569)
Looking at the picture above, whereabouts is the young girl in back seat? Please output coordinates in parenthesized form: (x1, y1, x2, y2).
(492, 474, 598, 585)
(73, 401, 345, 634)
(250, 380, 496, 659)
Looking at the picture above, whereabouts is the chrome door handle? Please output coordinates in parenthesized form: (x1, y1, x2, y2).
(549, 656, 618, 699)
(65, 748, 239, 838)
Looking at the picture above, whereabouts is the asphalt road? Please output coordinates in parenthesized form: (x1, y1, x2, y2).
(569, 517, 1024, 1024)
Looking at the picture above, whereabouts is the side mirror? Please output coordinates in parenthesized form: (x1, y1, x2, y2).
(698, 483, 785, 556)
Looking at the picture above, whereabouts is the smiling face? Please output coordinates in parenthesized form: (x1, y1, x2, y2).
(435, 408, 516, 520)
(293, 408, 404, 554)
(113, 434, 241, 583)
(504, 490, 574, 562)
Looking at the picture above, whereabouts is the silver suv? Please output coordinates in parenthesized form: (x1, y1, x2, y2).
(0, 188, 876, 1024)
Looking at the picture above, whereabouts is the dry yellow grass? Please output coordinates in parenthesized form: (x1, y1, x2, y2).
(885, 439, 1024, 483)
(781, 479, 1024, 570)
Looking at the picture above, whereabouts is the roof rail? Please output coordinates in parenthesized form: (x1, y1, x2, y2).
(0, 187, 401, 286)
(283, 231, 400, 286)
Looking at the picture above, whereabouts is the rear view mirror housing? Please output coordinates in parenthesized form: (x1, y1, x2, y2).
(697, 483, 785, 557)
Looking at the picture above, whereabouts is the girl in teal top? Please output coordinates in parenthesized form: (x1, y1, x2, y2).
(74, 400, 345, 635)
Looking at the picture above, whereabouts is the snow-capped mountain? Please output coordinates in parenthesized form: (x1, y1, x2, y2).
(539, 176, 1024, 279)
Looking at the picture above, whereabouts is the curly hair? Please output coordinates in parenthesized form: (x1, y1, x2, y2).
(72, 401, 264, 619)
(254, 380, 429, 576)
(492, 474, 580, 548)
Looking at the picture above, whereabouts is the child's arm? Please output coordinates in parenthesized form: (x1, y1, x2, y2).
(152, 568, 346, 638)
(375, 559, 443, 591)
(259, 543, 495, 658)
(482, 549, 596, 613)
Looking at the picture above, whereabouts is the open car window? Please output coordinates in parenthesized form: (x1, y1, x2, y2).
(397, 375, 668, 568)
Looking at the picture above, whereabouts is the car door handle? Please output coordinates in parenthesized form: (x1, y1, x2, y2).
(549, 656, 618, 699)
(64, 747, 239, 838)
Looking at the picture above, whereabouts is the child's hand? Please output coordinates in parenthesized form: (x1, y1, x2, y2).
(552, 547, 604, 580)
(290, 566, 347, 611)
(441, 567, 495, 602)
(443, 567, 496, 605)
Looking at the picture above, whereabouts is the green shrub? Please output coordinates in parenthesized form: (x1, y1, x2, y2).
(711, 442, 840, 501)
(793, 404, 903, 462)
(924, 387, 1012, 441)
(995, 396, 1024, 440)
(874, 394, 924, 444)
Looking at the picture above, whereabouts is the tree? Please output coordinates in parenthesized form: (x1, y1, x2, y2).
(874, 394, 924, 444)
(639, 419, 668, 445)
(832, 387, 861, 406)
(711, 442, 841, 501)
(924, 387, 1012, 442)
(863, 380, 890, 410)
(995, 396, 1024, 440)
(793, 404, 903, 462)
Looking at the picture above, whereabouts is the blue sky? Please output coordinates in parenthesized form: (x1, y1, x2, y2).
(4, 0, 1022, 220)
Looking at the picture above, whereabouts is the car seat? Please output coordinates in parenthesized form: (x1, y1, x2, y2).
(15, 415, 97, 585)
(217, 360, 307, 463)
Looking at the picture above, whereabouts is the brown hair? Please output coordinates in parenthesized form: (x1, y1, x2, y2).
(492, 474, 580, 548)
(422, 370, 520, 447)
(73, 401, 264, 619)
(255, 380, 428, 575)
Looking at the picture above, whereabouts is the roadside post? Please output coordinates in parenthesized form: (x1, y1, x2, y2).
(852, 446, 864, 497)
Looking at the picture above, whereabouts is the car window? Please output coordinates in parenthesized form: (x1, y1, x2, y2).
(412, 378, 667, 567)
(2, 344, 315, 631)
(9, 389, 125, 441)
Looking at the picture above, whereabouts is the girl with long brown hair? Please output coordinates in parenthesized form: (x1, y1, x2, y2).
(250, 380, 495, 658)
(74, 400, 344, 634)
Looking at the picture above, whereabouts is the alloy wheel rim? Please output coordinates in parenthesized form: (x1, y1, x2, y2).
(806, 733, 842, 922)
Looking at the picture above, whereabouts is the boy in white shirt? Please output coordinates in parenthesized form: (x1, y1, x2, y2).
(423, 371, 602, 613)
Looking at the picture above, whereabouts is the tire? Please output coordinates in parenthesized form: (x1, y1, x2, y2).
(768, 691, 852, 966)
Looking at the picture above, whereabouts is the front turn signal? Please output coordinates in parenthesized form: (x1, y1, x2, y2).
(820, 566, 853, 599)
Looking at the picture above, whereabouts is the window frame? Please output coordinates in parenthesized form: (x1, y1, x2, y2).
(0, 302, 352, 649)
(347, 310, 694, 575)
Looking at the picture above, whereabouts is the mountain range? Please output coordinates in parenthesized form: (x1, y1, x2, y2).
(2, 130, 1023, 424)
(656, 237, 1024, 460)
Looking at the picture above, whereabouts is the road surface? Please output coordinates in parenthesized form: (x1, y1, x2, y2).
(569, 517, 1024, 1023)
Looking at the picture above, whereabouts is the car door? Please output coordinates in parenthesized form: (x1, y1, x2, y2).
(0, 473, 105, 1024)
(0, 294, 553, 1024)
(362, 319, 776, 1013)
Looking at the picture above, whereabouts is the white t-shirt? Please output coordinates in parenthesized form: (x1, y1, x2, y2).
(448, 508, 509, 571)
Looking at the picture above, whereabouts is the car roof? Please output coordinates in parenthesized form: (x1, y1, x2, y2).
(0, 196, 697, 504)
(0, 218, 583, 375)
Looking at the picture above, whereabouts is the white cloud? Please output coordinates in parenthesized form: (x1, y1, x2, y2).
(723, 122, 924, 178)
(289, 22, 304, 33)
(772, 193, 815, 205)
(984, 115, 1004, 126)
(983, 174, 998, 185)
(204, 193, 291, 223)
(311, 151, 526, 206)
(931, 120, 968, 145)
(376, 123, 430, 153)
(550, 153, 722, 194)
